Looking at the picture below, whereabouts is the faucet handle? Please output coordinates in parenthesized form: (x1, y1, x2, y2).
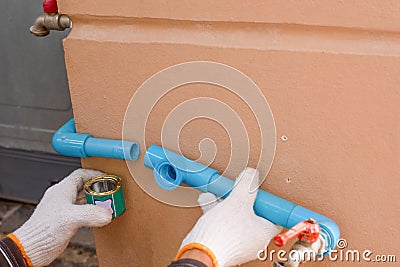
(274, 218, 321, 247)
(43, 0, 58, 14)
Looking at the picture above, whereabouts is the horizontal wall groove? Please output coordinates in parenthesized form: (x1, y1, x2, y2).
(67, 16, 400, 57)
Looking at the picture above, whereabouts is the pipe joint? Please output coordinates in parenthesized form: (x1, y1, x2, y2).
(52, 119, 139, 161)
(144, 145, 220, 192)
(153, 161, 183, 190)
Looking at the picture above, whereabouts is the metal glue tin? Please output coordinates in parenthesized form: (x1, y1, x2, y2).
(84, 174, 126, 218)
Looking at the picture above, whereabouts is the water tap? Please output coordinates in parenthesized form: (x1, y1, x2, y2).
(30, 0, 71, 37)
(273, 219, 323, 267)
(274, 218, 321, 247)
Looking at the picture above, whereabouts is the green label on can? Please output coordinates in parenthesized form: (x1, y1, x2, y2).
(86, 187, 126, 218)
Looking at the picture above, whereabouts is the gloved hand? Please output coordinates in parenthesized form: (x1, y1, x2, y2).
(10, 169, 112, 267)
(177, 167, 282, 267)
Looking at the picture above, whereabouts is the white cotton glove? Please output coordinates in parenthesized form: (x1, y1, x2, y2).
(13, 168, 112, 267)
(179, 167, 282, 267)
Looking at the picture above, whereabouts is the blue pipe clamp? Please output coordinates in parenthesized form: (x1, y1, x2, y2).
(52, 118, 139, 161)
(144, 144, 340, 254)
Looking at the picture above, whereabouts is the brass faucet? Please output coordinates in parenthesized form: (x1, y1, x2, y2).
(30, 12, 71, 37)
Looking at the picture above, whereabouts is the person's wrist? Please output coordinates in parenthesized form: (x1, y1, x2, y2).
(13, 221, 57, 267)
(178, 248, 213, 267)
(7, 233, 33, 267)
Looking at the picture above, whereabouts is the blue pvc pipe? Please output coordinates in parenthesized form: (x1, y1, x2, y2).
(144, 144, 340, 254)
(52, 118, 139, 161)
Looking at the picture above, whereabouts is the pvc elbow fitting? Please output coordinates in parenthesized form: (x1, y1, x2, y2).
(52, 118, 139, 161)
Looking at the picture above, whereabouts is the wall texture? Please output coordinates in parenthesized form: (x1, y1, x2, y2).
(59, 1, 400, 266)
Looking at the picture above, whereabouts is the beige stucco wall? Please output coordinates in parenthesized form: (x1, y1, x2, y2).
(59, 1, 399, 266)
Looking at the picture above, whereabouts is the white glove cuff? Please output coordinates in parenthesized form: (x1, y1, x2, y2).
(176, 243, 219, 267)
(14, 222, 70, 267)
(181, 221, 245, 267)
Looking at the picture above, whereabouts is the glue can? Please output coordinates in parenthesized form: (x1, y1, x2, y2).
(84, 174, 126, 218)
